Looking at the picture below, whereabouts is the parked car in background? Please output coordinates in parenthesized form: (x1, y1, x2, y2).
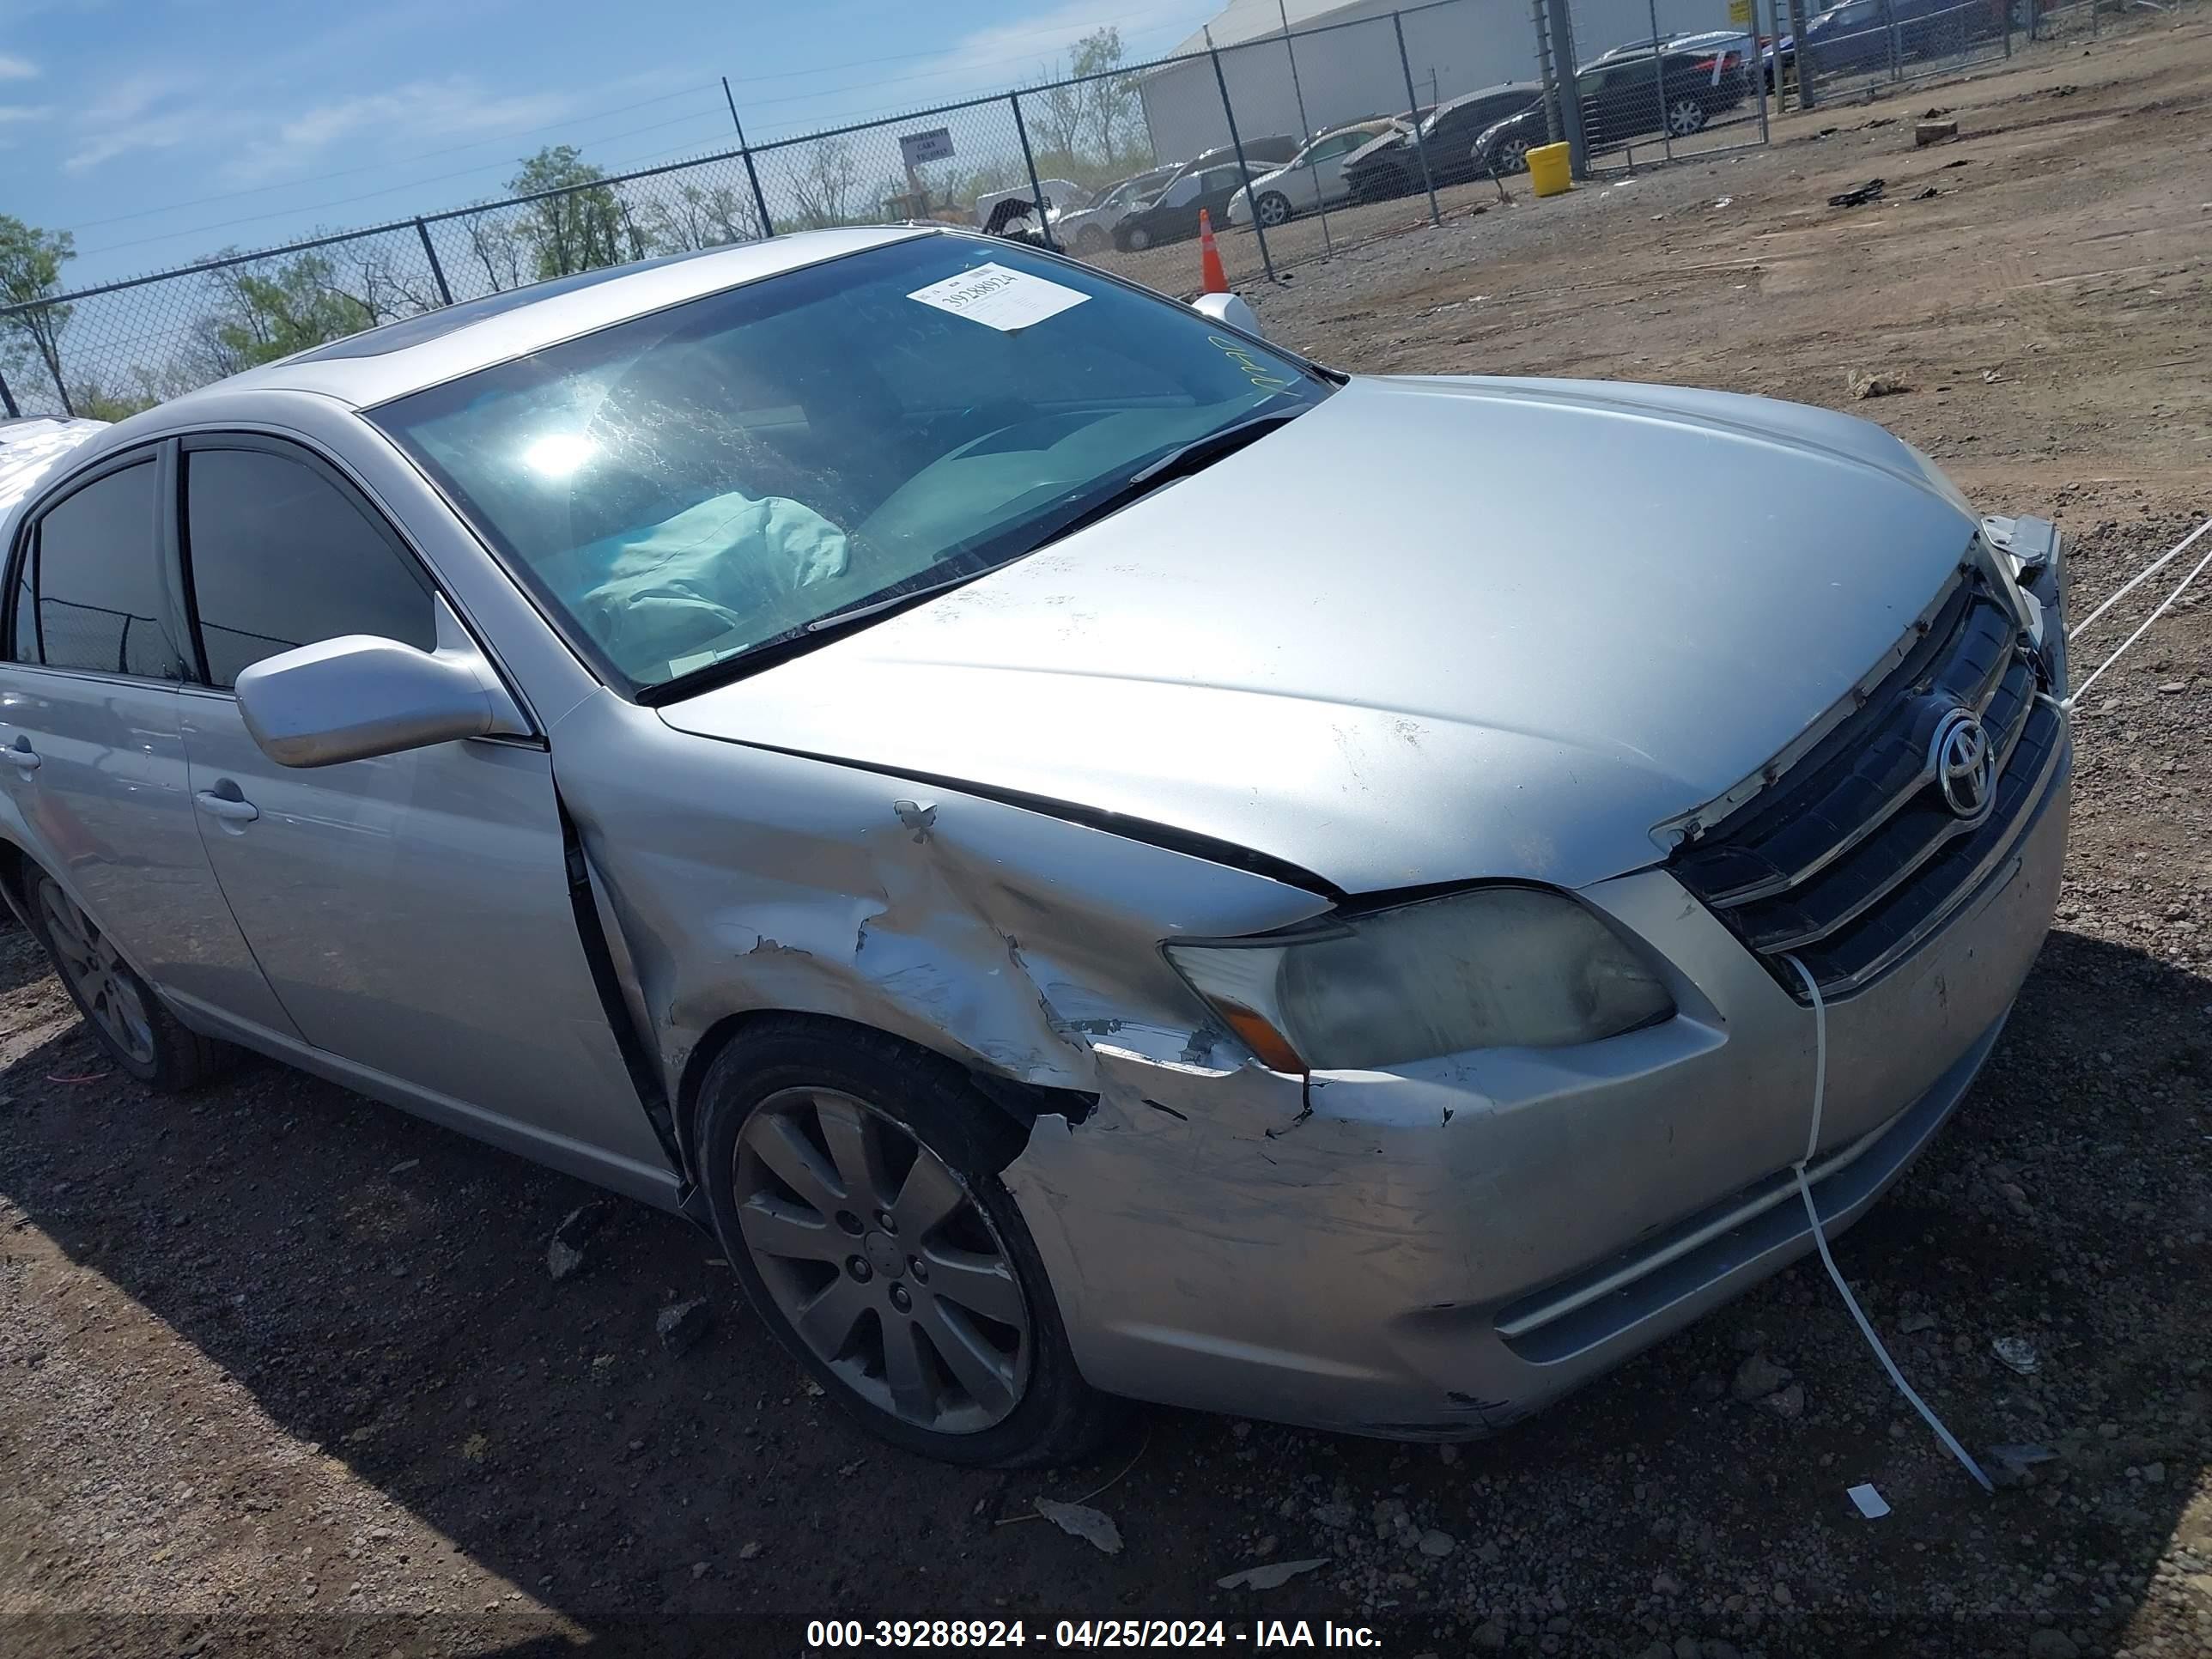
(1112, 159, 1261, 250)
(1053, 166, 1179, 254)
(1341, 82, 1545, 201)
(1174, 134, 1301, 173)
(1471, 36, 1752, 172)
(1794, 0, 2000, 79)
(975, 179, 1090, 238)
(1226, 118, 1404, 228)
(0, 226, 2072, 1470)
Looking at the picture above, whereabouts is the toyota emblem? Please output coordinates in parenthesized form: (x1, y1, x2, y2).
(1929, 708, 1996, 823)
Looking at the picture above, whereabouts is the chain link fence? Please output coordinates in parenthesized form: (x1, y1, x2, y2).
(1783, 0, 2012, 105)
(0, 0, 1788, 423)
(1551, 0, 1771, 172)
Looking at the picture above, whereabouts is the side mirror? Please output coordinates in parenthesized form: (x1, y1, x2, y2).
(234, 598, 530, 768)
(1190, 290, 1266, 340)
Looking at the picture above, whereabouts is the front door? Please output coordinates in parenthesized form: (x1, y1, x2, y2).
(168, 434, 667, 1176)
(0, 447, 296, 1035)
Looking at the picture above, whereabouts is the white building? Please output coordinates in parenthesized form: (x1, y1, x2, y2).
(1136, 0, 1737, 167)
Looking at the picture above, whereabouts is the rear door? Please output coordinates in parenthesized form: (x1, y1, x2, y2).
(168, 433, 668, 1179)
(1308, 131, 1377, 203)
(0, 447, 297, 1033)
(1195, 166, 1249, 220)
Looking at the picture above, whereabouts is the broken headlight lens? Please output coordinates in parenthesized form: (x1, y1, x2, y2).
(1164, 886, 1673, 1073)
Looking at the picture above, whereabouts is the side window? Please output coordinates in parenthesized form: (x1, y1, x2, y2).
(13, 461, 185, 680)
(181, 446, 436, 690)
(1159, 174, 1201, 208)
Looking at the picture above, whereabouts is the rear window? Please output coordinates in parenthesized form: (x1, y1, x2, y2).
(11, 461, 185, 680)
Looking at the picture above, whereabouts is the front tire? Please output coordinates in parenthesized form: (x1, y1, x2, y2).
(1255, 191, 1293, 228)
(697, 1021, 1115, 1467)
(1074, 225, 1108, 254)
(1666, 97, 1710, 137)
(28, 872, 228, 1091)
(1495, 135, 1533, 173)
(1123, 223, 1152, 252)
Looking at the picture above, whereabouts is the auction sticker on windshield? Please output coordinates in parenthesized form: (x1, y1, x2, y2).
(908, 262, 1090, 331)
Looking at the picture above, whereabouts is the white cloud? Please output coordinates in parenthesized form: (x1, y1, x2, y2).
(281, 77, 576, 153)
(62, 71, 222, 172)
(219, 76, 612, 186)
(0, 102, 49, 121)
(0, 52, 37, 80)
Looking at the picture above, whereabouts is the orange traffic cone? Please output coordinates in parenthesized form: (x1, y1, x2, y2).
(1196, 209, 1229, 295)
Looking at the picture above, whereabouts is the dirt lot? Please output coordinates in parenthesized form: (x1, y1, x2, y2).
(4, 15, 2211, 1659)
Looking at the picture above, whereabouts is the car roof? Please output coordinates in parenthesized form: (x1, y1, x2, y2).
(1435, 80, 1541, 112)
(141, 225, 930, 418)
(1590, 29, 1746, 63)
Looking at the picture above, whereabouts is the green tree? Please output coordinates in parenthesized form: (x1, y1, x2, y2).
(1029, 27, 1144, 182)
(0, 216, 77, 410)
(507, 144, 625, 279)
(198, 251, 374, 374)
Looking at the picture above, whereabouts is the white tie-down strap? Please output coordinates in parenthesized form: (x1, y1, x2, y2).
(1780, 954, 1995, 1494)
(2052, 514, 2212, 712)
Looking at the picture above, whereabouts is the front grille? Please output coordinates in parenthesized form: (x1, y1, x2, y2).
(1672, 570, 2062, 998)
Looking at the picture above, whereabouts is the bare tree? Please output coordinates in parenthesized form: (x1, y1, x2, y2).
(331, 236, 445, 323)
(787, 139, 861, 230)
(629, 177, 765, 252)
(460, 209, 529, 295)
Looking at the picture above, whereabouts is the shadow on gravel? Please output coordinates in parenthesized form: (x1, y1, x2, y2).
(1, 926, 2206, 1650)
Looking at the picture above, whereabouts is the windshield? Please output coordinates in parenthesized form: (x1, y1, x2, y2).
(374, 235, 1328, 695)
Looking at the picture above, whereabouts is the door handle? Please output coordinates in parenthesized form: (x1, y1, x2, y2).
(3, 746, 40, 772)
(194, 789, 259, 823)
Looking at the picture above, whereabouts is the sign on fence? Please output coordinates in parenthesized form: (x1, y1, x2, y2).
(899, 128, 957, 167)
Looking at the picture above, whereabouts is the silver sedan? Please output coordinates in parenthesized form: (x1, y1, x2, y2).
(0, 228, 2070, 1465)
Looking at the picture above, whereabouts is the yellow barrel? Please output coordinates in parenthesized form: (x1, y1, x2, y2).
(1527, 142, 1572, 198)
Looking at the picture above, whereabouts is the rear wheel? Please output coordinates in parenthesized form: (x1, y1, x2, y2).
(698, 1022, 1115, 1467)
(29, 872, 228, 1091)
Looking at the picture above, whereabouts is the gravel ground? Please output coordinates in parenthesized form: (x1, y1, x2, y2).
(3, 15, 2210, 1659)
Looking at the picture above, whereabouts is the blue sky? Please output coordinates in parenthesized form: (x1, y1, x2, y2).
(0, 0, 1227, 290)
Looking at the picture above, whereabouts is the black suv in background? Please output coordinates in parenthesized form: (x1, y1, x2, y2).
(1470, 34, 1753, 173)
(1341, 82, 1544, 201)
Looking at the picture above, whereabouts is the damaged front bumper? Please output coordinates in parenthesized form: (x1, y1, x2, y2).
(1002, 528, 2073, 1439)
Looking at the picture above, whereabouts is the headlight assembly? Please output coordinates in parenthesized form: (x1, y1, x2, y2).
(1165, 886, 1674, 1073)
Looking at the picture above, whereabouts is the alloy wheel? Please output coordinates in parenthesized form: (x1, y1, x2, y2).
(1256, 191, 1291, 227)
(39, 881, 154, 1066)
(1667, 98, 1709, 136)
(1126, 225, 1152, 251)
(733, 1087, 1031, 1435)
(1498, 137, 1532, 173)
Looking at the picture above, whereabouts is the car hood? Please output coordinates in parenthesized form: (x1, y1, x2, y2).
(661, 375, 1984, 896)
